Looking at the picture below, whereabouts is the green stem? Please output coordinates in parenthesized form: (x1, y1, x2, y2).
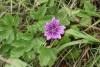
(56, 39, 90, 53)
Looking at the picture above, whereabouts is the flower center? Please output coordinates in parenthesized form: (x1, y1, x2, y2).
(51, 27, 57, 32)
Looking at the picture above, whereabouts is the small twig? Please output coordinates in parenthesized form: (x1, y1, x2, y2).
(70, 0, 77, 9)
(10, 0, 12, 14)
(0, 8, 9, 18)
(56, 47, 74, 67)
(73, 46, 90, 67)
(0, 55, 11, 65)
(17, 0, 30, 10)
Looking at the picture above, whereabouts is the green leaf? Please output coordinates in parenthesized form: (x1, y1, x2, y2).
(0, 44, 12, 58)
(39, 46, 57, 66)
(60, 18, 70, 25)
(0, 27, 13, 41)
(84, 1, 96, 12)
(38, 6, 47, 19)
(48, 0, 54, 7)
(30, 6, 47, 20)
(11, 40, 33, 53)
(4, 59, 27, 67)
(17, 32, 32, 40)
(59, 36, 71, 45)
(0, 44, 11, 54)
(10, 47, 25, 58)
(27, 25, 37, 35)
(14, 16, 20, 26)
(4, 13, 15, 26)
(29, 15, 53, 33)
(36, 15, 53, 33)
(0, 19, 5, 26)
(70, 25, 80, 31)
(80, 16, 91, 26)
(51, 40, 59, 46)
(76, 1, 99, 17)
(58, 7, 66, 18)
(33, 37, 46, 53)
(41, 15, 53, 21)
(36, 21, 46, 32)
(30, 9, 37, 19)
(23, 40, 33, 52)
(11, 39, 29, 47)
(77, 9, 100, 17)
(58, 7, 70, 25)
(11, 39, 33, 53)
(6, 29, 15, 44)
(65, 29, 100, 42)
(3, 13, 20, 26)
(72, 10, 80, 15)
(68, 48, 82, 60)
(23, 51, 36, 62)
(63, 4, 72, 16)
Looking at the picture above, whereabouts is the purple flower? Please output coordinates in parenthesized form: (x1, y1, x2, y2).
(44, 17, 66, 40)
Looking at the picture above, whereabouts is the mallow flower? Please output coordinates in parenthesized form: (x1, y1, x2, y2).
(44, 17, 66, 40)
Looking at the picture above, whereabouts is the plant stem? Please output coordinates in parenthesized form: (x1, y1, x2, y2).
(56, 39, 89, 53)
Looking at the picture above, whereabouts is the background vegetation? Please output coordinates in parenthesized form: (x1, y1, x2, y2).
(0, 0, 100, 67)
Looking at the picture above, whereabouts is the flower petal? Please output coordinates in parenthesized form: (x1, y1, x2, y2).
(44, 31, 52, 40)
(44, 23, 52, 31)
(56, 26, 66, 34)
(52, 17, 60, 28)
(52, 32, 61, 39)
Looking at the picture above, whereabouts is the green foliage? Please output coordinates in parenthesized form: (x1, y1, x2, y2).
(80, 16, 91, 26)
(27, 25, 37, 35)
(0, 44, 12, 56)
(0, 27, 13, 41)
(56, 39, 90, 53)
(0, 0, 100, 67)
(84, 1, 96, 12)
(39, 46, 57, 66)
(4, 59, 27, 67)
(4, 13, 20, 26)
(33, 37, 46, 53)
(30, 6, 47, 20)
(68, 48, 82, 60)
(48, 0, 54, 7)
(10, 39, 33, 58)
(11, 39, 30, 47)
(16, 32, 33, 40)
(10, 47, 25, 58)
(51, 40, 59, 46)
(66, 29, 100, 42)
(59, 36, 71, 45)
(23, 51, 36, 62)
